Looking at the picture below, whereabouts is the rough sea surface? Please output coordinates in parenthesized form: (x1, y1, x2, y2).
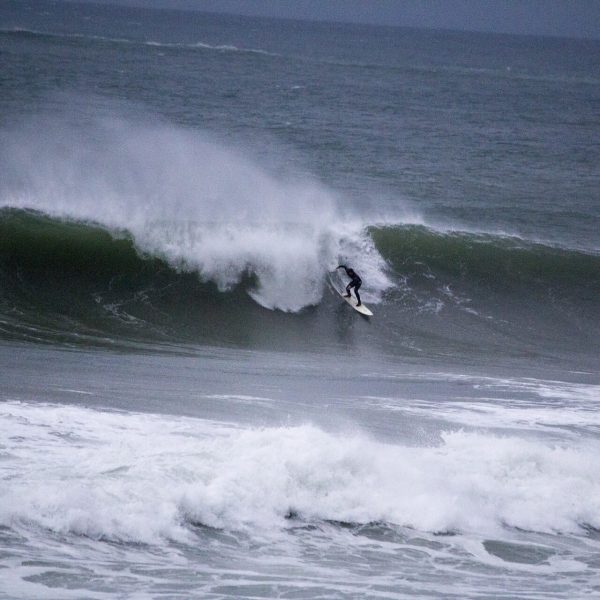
(1, 1, 599, 598)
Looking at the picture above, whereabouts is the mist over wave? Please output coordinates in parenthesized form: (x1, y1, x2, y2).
(0, 108, 392, 312)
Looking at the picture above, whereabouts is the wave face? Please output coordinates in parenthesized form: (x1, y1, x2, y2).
(1, 207, 599, 360)
(372, 224, 599, 300)
(372, 225, 600, 362)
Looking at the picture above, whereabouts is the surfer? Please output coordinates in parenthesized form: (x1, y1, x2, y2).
(337, 265, 362, 306)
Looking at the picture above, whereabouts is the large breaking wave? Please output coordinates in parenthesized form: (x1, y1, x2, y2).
(1, 208, 598, 358)
(1, 111, 598, 358)
(0, 112, 391, 313)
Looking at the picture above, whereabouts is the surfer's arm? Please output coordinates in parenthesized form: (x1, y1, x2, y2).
(337, 266, 359, 281)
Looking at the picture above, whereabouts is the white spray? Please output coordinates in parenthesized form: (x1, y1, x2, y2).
(0, 109, 392, 311)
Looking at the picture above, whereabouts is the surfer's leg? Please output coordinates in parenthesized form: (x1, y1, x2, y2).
(344, 282, 353, 298)
(354, 282, 362, 306)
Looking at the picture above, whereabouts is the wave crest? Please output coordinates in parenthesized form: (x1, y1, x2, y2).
(0, 112, 391, 312)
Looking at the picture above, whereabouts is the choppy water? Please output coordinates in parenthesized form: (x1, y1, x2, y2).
(1, 1, 599, 598)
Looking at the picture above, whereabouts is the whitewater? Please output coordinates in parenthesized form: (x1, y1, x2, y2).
(1, 110, 398, 312)
(1, 1, 599, 599)
(4, 401, 600, 539)
(2, 344, 600, 599)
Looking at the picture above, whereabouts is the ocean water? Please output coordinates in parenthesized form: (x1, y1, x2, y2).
(1, 1, 599, 598)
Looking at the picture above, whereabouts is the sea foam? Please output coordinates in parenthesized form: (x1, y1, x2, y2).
(1, 402, 599, 543)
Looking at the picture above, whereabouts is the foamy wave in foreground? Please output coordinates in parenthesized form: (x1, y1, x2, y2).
(1, 402, 599, 544)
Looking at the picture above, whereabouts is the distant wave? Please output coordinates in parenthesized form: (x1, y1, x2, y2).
(0, 27, 134, 44)
(0, 27, 279, 57)
(144, 40, 279, 56)
(6, 27, 596, 86)
(291, 51, 600, 87)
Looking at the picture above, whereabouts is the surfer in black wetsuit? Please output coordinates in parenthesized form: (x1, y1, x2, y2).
(337, 265, 362, 306)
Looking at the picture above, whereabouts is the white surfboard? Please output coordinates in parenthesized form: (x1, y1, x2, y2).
(329, 276, 373, 316)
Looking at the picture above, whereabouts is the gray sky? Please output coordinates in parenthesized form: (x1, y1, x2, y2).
(73, 1, 600, 39)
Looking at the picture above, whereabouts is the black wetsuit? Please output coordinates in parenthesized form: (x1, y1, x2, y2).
(337, 265, 362, 306)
